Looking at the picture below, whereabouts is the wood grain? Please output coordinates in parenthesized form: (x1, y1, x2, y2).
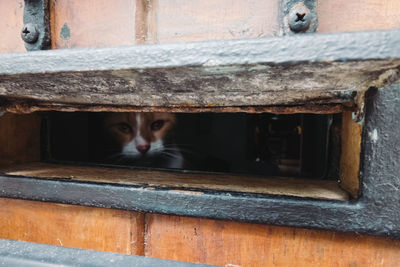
(318, 0, 400, 33)
(2, 29, 400, 113)
(145, 0, 278, 44)
(1, 162, 349, 201)
(2, 2, 400, 265)
(50, 0, 279, 48)
(2, 0, 400, 52)
(0, 113, 41, 165)
(0, 197, 144, 255)
(0, 0, 26, 53)
(340, 111, 362, 198)
(146, 214, 400, 266)
(50, 0, 136, 49)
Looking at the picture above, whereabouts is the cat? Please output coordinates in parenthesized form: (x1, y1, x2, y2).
(92, 112, 184, 169)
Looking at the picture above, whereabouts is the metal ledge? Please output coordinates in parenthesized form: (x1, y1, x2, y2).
(0, 239, 212, 266)
(1, 30, 400, 112)
(0, 84, 399, 238)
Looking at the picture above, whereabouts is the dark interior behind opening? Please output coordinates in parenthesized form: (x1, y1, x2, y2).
(43, 112, 341, 180)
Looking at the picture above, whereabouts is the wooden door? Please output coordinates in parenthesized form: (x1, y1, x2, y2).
(1, 1, 400, 266)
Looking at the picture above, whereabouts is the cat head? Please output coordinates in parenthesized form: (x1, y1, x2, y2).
(101, 112, 177, 159)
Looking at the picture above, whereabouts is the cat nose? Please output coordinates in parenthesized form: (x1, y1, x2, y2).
(137, 144, 150, 154)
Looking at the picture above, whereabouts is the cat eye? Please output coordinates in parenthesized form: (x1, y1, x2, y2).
(151, 120, 164, 131)
(117, 123, 132, 134)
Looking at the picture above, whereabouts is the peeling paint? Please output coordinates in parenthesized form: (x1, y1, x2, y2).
(371, 69, 400, 89)
(354, 68, 400, 123)
(60, 23, 71, 40)
(56, 238, 63, 246)
(369, 129, 379, 143)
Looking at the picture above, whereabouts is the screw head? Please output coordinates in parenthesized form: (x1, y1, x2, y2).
(288, 4, 312, 33)
(21, 23, 39, 43)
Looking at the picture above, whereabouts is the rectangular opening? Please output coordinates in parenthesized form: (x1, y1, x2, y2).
(46, 112, 337, 178)
(0, 110, 361, 201)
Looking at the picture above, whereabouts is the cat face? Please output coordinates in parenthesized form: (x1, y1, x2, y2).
(102, 112, 177, 159)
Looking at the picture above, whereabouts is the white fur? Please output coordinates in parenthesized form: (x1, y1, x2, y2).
(135, 114, 147, 147)
(121, 115, 165, 157)
(122, 141, 140, 156)
(119, 114, 183, 169)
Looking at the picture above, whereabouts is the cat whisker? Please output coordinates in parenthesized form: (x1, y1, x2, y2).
(163, 144, 194, 150)
(159, 145, 192, 152)
(161, 151, 184, 160)
(156, 148, 182, 153)
(164, 148, 197, 156)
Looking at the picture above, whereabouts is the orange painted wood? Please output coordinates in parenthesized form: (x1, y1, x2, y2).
(49, 0, 400, 49)
(143, 0, 279, 44)
(0, 198, 145, 255)
(49, 0, 278, 48)
(145, 214, 400, 266)
(3, 0, 400, 53)
(0, 113, 41, 165)
(50, 0, 137, 49)
(340, 111, 362, 198)
(3, 2, 400, 265)
(318, 0, 400, 33)
(0, 0, 26, 53)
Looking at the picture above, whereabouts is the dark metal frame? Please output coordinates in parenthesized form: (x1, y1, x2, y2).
(0, 30, 399, 238)
(1, 30, 400, 112)
(22, 0, 51, 51)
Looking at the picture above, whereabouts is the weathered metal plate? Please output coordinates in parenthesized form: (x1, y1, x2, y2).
(22, 0, 51, 51)
(0, 29, 399, 113)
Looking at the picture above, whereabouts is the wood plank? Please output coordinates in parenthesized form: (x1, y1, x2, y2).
(0, 0, 26, 53)
(50, 0, 136, 49)
(0, 162, 349, 201)
(340, 111, 362, 198)
(0, 197, 144, 255)
(1, 30, 400, 113)
(144, 0, 278, 44)
(0, 113, 41, 165)
(50, 0, 278, 47)
(318, 0, 400, 33)
(145, 214, 400, 266)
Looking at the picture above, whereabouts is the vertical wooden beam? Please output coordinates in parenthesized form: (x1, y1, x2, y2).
(131, 211, 145, 255)
(340, 110, 362, 198)
(135, 0, 157, 44)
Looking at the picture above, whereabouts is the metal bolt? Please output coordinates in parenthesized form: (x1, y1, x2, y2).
(288, 4, 311, 33)
(21, 23, 39, 43)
